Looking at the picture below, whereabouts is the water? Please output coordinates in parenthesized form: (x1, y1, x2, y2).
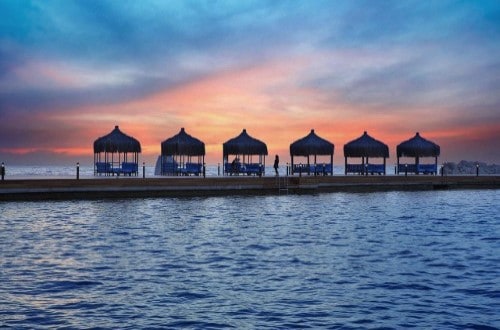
(1, 190, 499, 329)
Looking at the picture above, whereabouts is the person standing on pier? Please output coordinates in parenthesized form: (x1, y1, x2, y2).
(274, 155, 279, 176)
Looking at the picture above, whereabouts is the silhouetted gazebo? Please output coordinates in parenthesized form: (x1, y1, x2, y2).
(160, 128, 205, 176)
(290, 129, 334, 175)
(223, 129, 268, 176)
(94, 125, 141, 176)
(344, 131, 389, 175)
(397, 132, 440, 175)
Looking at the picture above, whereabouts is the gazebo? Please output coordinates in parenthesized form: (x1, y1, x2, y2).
(290, 129, 334, 175)
(223, 129, 268, 176)
(93, 125, 141, 176)
(160, 128, 205, 176)
(344, 131, 389, 175)
(397, 132, 440, 175)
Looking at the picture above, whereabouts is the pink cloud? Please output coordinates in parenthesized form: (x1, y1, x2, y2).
(3, 55, 499, 165)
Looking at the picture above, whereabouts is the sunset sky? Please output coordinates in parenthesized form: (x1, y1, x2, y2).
(1, 0, 499, 166)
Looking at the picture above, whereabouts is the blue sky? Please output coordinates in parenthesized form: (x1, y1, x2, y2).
(1, 0, 499, 164)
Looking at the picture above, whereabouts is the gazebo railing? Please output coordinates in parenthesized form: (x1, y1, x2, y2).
(398, 163, 437, 175)
(161, 155, 204, 176)
(292, 163, 332, 176)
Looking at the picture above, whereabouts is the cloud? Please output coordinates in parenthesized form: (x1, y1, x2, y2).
(1, 0, 499, 164)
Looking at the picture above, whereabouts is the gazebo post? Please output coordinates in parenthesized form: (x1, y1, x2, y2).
(330, 153, 333, 175)
(314, 154, 317, 176)
(383, 157, 386, 175)
(202, 155, 205, 178)
(397, 157, 400, 175)
(344, 157, 347, 175)
(415, 156, 419, 175)
(136, 152, 139, 176)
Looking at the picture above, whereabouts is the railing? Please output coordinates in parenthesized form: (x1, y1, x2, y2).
(95, 162, 138, 176)
(293, 164, 333, 176)
(224, 163, 264, 176)
(345, 164, 365, 174)
(398, 164, 437, 175)
(346, 164, 385, 175)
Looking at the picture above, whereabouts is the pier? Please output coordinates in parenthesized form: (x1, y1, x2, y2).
(1, 175, 499, 201)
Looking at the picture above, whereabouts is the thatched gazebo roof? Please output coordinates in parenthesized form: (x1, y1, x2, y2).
(223, 129, 268, 156)
(290, 129, 334, 156)
(94, 126, 141, 153)
(344, 131, 389, 158)
(397, 132, 440, 158)
(161, 128, 205, 156)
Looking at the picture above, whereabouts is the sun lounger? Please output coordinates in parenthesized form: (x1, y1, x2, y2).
(367, 164, 385, 175)
(398, 164, 435, 174)
(346, 164, 365, 174)
(418, 164, 437, 174)
(179, 163, 202, 176)
(293, 164, 315, 175)
(225, 162, 242, 175)
(243, 163, 263, 176)
(314, 164, 332, 175)
(121, 162, 138, 176)
(96, 162, 111, 174)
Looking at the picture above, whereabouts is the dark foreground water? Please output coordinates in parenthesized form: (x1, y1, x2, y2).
(1, 190, 499, 329)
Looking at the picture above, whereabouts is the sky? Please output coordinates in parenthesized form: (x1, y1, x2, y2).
(1, 0, 499, 166)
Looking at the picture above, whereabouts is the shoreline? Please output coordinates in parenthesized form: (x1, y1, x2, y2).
(1, 175, 499, 201)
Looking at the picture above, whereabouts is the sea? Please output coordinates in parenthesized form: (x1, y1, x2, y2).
(0, 166, 499, 329)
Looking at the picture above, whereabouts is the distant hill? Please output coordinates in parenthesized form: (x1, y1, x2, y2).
(443, 160, 499, 175)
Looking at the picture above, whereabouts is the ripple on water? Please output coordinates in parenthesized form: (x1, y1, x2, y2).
(0, 190, 499, 328)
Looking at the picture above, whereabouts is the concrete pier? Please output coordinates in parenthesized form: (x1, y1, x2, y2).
(1, 175, 499, 201)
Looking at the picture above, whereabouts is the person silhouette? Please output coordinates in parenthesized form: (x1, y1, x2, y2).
(274, 155, 279, 176)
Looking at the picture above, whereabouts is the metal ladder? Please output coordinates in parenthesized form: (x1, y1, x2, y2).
(276, 175, 289, 194)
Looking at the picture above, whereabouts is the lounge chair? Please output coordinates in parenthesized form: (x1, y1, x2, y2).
(162, 161, 179, 175)
(244, 163, 263, 176)
(293, 164, 315, 175)
(346, 164, 364, 174)
(96, 162, 111, 175)
(367, 164, 385, 175)
(181, 163, 202, 176)
(225, 162, 241, 175)
(121, 162, 138, 176)
(418, 164, 437, 175)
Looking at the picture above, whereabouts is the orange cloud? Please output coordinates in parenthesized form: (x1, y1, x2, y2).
(35, 54, 500, 165)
